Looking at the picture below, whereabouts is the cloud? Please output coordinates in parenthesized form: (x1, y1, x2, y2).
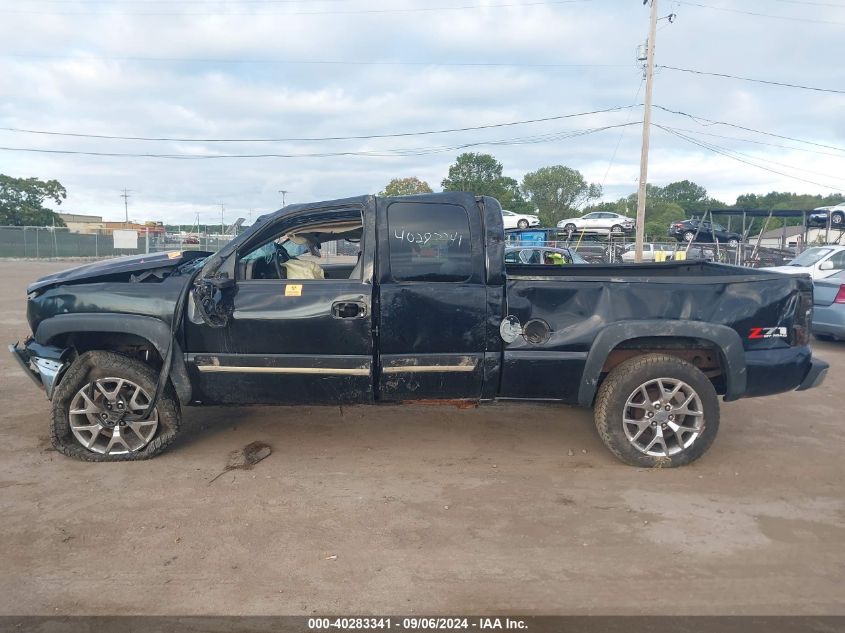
(0, 0, 843, 224)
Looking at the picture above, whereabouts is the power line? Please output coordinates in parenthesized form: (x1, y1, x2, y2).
(601, 79, 644, 187)
(657, 65, 845, 95)
(1, 53, 630, 70)
(675, 0, 845, 26)
(0, 0, 593, 16)
(0, 104, 639, 143)
(653, 104, 845, 153)
(0, 122, 639, 159)
(656, 125, 844, 191)
(657, 124, 845, 181)
(657, 124, 845, 159)
(773, 0, 845, 7)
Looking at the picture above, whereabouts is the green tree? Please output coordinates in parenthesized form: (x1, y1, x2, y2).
(380, 176, 433, 197)
(521, 165, 602, 226)
(0, 174, 67, 226)
(441, 152, 534, 214)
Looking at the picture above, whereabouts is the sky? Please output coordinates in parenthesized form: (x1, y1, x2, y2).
(0, 0, 843, 226)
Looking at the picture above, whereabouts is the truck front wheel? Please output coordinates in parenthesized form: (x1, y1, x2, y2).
(50, 351, 181, 461)
(593, 354, 719, 467)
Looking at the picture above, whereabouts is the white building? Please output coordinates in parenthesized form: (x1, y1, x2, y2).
(749, 226, 844, 250)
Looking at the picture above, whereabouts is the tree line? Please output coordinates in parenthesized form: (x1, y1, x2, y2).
(4, 161, 844, 238)
(382, 152, 845, 237)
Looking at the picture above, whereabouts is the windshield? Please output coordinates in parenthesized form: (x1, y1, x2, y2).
(788, 247, 833, 267)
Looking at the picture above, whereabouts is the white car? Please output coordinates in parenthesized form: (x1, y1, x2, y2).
(557, 211, 635, 234)
(502, 209, 540, 230)
(807, 203, 845, 228)
(621, 243, 677, 262)
(766, 245, 845, 280)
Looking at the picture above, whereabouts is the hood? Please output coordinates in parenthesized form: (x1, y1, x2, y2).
(27, 250, 212, 293)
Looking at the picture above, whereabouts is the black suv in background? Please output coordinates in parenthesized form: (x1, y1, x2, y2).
(669, 219, 743, 247)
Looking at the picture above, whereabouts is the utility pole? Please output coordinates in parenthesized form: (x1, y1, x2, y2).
(634, 0, 659, 263)
(278, 190, 288, 207)
(220, 203, 225, 236)
(120, 188, 132, 227)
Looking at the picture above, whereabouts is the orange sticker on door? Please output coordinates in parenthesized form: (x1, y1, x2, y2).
(284, 284, 303, 297)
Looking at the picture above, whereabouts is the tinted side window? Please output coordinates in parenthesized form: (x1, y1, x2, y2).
(387, 202, 472, 282)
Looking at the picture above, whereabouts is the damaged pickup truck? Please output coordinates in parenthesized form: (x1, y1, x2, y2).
(10, 192, 829, 466)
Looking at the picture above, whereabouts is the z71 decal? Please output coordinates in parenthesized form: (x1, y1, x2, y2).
(749, 326, 788, 339)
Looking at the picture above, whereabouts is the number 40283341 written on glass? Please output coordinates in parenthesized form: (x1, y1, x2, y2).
(392, 229, 464, 247)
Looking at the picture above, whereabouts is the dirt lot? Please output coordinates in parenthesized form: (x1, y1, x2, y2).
(1, 259, 843, 615)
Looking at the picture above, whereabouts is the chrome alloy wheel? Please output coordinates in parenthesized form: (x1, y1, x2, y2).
(68, 378, 158, 455)
(622, 378, 704, 457)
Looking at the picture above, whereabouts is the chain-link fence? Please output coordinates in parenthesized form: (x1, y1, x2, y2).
(0, 226, 233, 259)
(0, 225, 796, 268)
(504, 233, 796, 267)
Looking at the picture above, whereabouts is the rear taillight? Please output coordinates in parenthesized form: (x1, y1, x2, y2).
(672, 223, 684, 228)
(835, 285, 845, 304)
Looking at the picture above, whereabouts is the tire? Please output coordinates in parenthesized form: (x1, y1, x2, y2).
(564, 223, 576, 233)
(517, 219, 529, 229)
(50, 351, 181, 462)
(682, 231, 695, 242)
(610, 224, 622, 233)
(593, 354, 720, 468)
(728, 238, 739, 248)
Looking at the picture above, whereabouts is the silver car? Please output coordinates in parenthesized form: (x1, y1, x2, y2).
(556, 211, 635, 234)
(812, 269, 845, 341)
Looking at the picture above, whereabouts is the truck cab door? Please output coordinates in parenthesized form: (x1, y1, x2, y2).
(375, 194, 490, 402)
(184, 200, 376, 405)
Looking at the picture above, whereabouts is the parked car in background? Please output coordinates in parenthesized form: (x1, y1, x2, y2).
(812, 270, 845, 340)
(557, 212, 634, 234)
(766, 245, 845, 280)
(669, 219, 743, 247)
(621, 243, 717, 263)
(182, 235, 200, 245)
(621, 243, 678, 263)
(680, 245, 719, 261)
(505, 246, 588, 265)
(501, 209, 540, 230)
(807, 204, 845, 229)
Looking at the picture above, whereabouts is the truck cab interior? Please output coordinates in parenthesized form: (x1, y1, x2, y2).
(237, 216, 364, 281)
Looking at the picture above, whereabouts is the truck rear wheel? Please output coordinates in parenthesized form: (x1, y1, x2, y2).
(593, 354, 719, 467)
(50, 351, 181, 462)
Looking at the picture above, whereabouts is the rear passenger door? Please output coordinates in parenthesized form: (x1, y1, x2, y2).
(375, 194, 488, 401)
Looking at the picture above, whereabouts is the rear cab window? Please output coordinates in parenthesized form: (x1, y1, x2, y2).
(387, 202, 472, 282)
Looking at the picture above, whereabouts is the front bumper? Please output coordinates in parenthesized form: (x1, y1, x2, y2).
(796, 358, 829, 391)
(8, 340, 70, 399)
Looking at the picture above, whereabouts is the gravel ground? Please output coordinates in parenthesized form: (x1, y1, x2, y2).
(1, 260, 843, 615)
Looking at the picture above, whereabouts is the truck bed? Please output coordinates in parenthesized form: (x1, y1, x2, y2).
(504, 260, 775, 280)
(499, 260, 814, 404)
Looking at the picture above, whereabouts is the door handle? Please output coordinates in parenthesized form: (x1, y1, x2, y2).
(332, 301, 367, 319)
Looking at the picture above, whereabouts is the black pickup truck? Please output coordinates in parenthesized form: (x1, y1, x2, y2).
(10, 192, 828, 467)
